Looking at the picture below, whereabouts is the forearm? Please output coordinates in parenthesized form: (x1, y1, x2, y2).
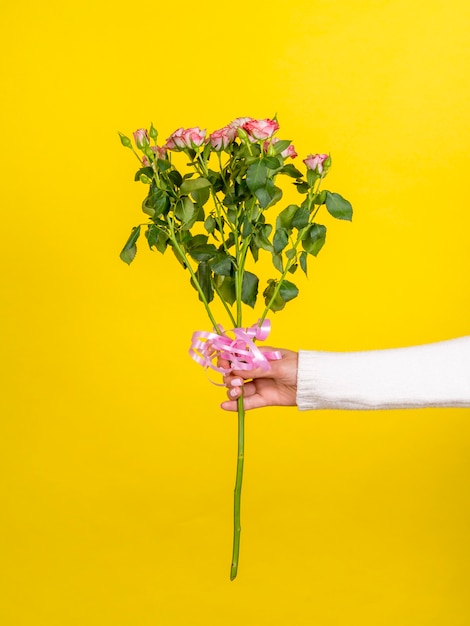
(296, 336, 470, 410)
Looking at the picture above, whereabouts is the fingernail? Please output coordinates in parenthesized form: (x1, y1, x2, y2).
(231, 378, 243, 387)
(230, 388, 239, 398)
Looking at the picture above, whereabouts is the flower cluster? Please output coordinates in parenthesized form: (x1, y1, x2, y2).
(119, 116, 352, 318)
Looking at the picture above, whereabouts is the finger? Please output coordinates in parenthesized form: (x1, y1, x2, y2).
(220, 399, 238, 411)
(225, 385, 242, 401)
(223, 374, 245, 389)
(224, 381, 256, 402)
(220, 393, 268, 411)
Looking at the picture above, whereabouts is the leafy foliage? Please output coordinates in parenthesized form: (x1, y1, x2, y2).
(119, 118, 353, 326)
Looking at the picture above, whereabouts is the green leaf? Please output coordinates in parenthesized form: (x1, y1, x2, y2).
(209, 253, 233, 276)
(285, 247, 296, 259)
(227, 207, 237, 225)
(143, 187, 169, 218)
(242, 216, 253, 238)
(254, 188, 269, 208)
(141, 202, 155, 218)
(180, 177, 212, 194)
(204, 215, 216, 234)
(292, 206, 310, 229)
(241, 271, 259, 308)
(276, 204, 299, 230)
(314, 189, 327, 205)
(255, 178, 280, 209)
(225, 232, 235, 249)
(188, 244, 218, 262)
(156, 158, 171, 172)
(307, 169, 320, 187)
(272, 252, 283, 273)
(255, 223, 273, 251)
(175, 197, 197, 229)
(193, 261, 214, 303)
(249, 239, 259, 262)
(263, 279, 285, 312)
(263, 156, 282, 170)
(295, 181, 309, 194)
(273, 228, 289, 253)
(189, 234, 208, 248)
(302, 223, 327, 256)
(191, 185, 210, 206)
(279, 279, 299, 302)
(168, 170, 183, 188)
(134, 166, 153, 182)
(196, 205, 205, 222)
(273, 139, 291, 155)
(215, 275, 236, 306)
(288, 263, 298, 274)
(281, 163, 303, 178)
(246, 160, 267, 192)
(300, 251, 308, 275)
(146, 225, 169, 254)
(119, 225, 141, 265)
(265, 184, 283, 209)
(325, 192, 353, 221)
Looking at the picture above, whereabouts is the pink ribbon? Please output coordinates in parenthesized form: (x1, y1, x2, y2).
(189, 319, 282, 375)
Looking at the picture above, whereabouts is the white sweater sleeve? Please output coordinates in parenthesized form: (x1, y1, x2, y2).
(296, 336, 470, 410)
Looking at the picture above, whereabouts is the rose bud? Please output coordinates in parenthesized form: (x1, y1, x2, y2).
(133, 128, 150, 150)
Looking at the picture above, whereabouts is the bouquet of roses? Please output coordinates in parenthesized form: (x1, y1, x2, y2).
(119, 116, 352, 579)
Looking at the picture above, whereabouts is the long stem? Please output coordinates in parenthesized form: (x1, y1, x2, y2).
(166, 219, 219, 331)
(230, 394, 245, 580)
(229, 210, 254, 581)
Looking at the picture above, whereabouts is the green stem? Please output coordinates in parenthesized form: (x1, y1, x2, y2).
(214, 281, 237, 327)
(258, 182, 326, 326)
(166, 219, 219, 331)
(229, 220, 252, 581)
(230, 394, 245, 581)
(258, 223, 310, 326)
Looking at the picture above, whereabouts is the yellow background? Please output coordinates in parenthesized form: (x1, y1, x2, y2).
(1, 0, 469, 624)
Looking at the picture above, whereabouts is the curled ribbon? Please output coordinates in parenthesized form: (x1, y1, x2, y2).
(189, 319, 282, 375)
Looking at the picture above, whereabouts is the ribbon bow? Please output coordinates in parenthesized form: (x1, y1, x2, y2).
(189, 319, 281, 375)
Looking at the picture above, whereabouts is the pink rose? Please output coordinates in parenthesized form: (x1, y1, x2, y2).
(133, 128, 150, 149)
(165, 127, 206, 150)
(243, 118, 279, 141)
(229, 116, 253, 129)
(303, 153, 329, 174)
(165, 127, 186, 150)
(181, 126, 207, 149)
(264, 137, 297, 159)
(209, 125, 237, 151)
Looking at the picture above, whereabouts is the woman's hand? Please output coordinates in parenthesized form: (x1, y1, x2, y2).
(220, 348, 298, 411)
